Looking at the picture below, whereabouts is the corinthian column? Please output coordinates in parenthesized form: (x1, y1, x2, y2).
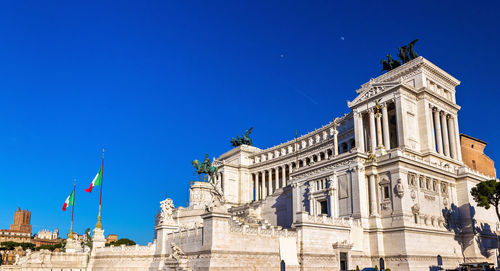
(354, 111, 365, 152)
(448, 116, 457, 159)
(292, 183, 301, 223)
(441, 112, 450, 157)
(369, 109, 376, 153)
(263, 171, 268, 198)
(376, 111, 383, 147)
(382, 103, 391, 150)
(433, 108, 443, 154)
(369, 174, 378, 216)
(275, 168, 279, 190)
(333, 128, 339, 156)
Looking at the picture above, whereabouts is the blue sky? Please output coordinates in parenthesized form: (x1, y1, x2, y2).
(0, 1, 499, 244)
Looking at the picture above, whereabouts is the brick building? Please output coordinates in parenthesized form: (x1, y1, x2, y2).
(0, 208, 32, 244)
(460, 134, 496, 178)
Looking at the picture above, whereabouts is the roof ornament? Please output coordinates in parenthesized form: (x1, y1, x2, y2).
(381, 39, 419, 72)
(230, 127, 253, 147)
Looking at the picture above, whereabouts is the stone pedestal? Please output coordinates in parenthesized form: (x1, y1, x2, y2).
(375, 145, 387, 156)
(189, 181, 224, 209)
(65, 237, 83, 253)
(92, 227, 106, 249)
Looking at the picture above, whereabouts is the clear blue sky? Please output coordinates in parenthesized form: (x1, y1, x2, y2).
(0, 1, 498, 244)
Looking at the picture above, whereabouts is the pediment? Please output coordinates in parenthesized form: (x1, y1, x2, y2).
(347, 81, 400, 108)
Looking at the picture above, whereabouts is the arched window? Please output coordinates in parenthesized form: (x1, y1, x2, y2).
(280, 260, 286, 271)
(472, 160, 477, 170)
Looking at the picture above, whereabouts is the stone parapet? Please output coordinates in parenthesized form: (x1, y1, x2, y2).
(295, 212, 360, 228)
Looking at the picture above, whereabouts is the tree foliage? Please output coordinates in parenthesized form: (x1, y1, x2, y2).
(470, 179, 500, 221)
(35, 243, 62, 251)
(107, 238, 136, 247)
(0, 241, 35, 250)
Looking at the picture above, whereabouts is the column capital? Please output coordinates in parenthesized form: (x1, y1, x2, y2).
(439, 110, 445, 116)
(446, 114, 452, 119)
(432, 106, 439, 112)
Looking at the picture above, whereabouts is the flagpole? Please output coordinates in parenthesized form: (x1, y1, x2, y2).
(69, 178, 76, 239)
(96, 148, 105, 229)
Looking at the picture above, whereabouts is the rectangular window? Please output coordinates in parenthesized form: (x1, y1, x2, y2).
(384, 186, 390, 199)
(320, 200, 328, 215)
(340, 252, 348, 271)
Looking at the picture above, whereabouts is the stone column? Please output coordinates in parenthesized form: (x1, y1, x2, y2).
(333, 128, 339, 156)
(281, 165, 286, 187)
(252, 174, 256, 201)
(441, 112, 450, 157)
(275, 168, 279, 190)
(382, 103, 391, 150)
(353, 111, 365, 152)
(369, 174, 378, 216)
(433, 108, 443, 154)
(448, 115, 457, 159)
(309, 195, 315, 215)
(292, 183, 301, 223)
(258, 172, 262, 200)
(376, 110, 383, 147)
(263, 171, 268, 199)
(369, 109, 376, 153)
(328, 173, 338, 218)
(328, 190, 336, 218)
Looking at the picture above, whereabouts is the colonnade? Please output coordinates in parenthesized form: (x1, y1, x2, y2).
(358, 102, 394, 153)
(431, 107, 458, 159)
(252, 125, 343, 201)
(252, 164, 292, 201)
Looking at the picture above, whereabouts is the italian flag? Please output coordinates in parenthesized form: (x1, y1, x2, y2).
(85, 166, 102, 193)
(62, 190, 74, 211)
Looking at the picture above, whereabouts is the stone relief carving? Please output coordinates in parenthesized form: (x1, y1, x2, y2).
(169, 242, 186, 260)
(410, 190, 416, 200)
(395, 179, 404, 198)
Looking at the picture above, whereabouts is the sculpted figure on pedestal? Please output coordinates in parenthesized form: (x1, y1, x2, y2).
(192, 154, 218, 183)
(169, 242, 186, 260)
(159, 198, 175, 223)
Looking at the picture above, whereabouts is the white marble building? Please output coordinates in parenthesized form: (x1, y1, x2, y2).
(35, 228, 58, 240)
(156, 56, 498, 271)
(5, 56, 498, 271)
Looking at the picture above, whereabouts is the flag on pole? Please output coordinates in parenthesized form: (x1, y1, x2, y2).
(62, 190, 75, 211)
(85, 166, 103, 193)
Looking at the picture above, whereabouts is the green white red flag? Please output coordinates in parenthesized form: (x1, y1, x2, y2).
(62, 190, 75, 211)
(85, 166, 103, 192)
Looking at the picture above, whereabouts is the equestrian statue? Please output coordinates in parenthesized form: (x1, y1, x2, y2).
(192, 154, 218, 183)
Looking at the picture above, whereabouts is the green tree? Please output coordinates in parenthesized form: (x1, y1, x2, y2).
(107, 238, 136, 247)
(470, 179, 500, 221)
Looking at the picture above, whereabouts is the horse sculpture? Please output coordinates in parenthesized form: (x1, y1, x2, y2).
(381, 54, 401, 72)
(230, 127, 253, 147)
(381, 39, 419, 72)
(192, 153, 218, 182)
